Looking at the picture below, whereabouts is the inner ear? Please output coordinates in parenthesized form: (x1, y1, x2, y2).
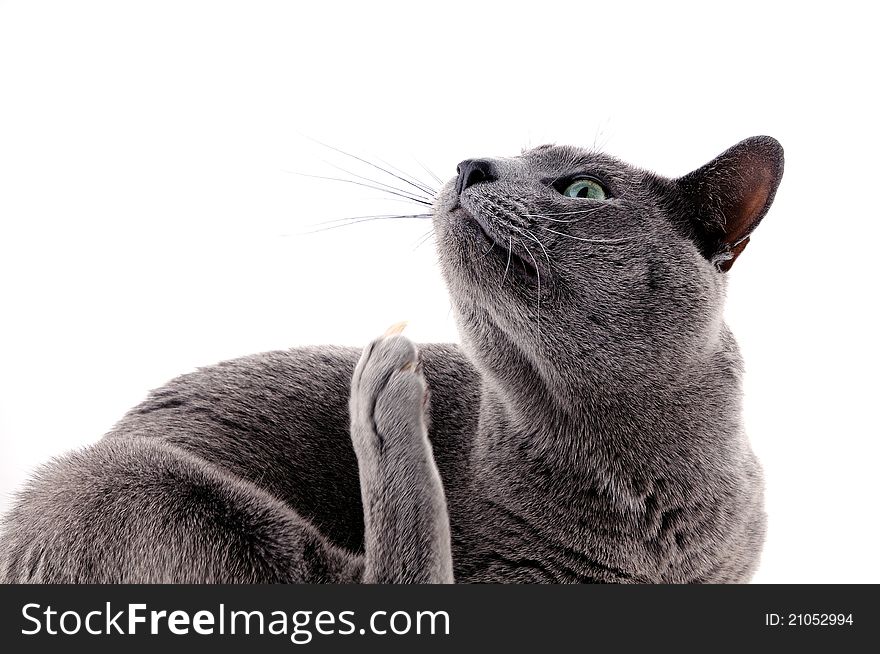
(675, 136, 784, 271)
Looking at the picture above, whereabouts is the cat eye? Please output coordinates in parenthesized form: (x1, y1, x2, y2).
(560, 178, 607, 200)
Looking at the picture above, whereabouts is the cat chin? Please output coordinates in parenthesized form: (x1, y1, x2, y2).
(435, 205, 540, 282)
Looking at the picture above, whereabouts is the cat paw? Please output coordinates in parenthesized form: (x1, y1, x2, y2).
(350, 324, 429, 457)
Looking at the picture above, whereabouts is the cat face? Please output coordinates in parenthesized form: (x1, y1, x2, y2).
(432, 138, 783, 404)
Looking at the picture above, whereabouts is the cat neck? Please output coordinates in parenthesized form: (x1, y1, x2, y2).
(469, 329, 743, 478)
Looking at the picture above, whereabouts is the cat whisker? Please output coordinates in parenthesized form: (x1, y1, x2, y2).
(500, 236, 513, 289)
(320, 160, 435, 204)
(292, 171, 433, 207)
(592, 119, 612, 151)
(521, 228, 553, 273)
(412, 228, 435, 251)
(534, 205, 608, 216)
(302, 214, 432, 234)
(537, 225, 634, 244)
(311, 213, 432, 227)
(524, 206, 609, 222)
(413, 157, 444, 186)
(516, 236, 542, 343)
(525, 214, 582, 224)
(375, 156, 439, 197)
(370, 197, 438, 208)
(305, 137, 439, 199)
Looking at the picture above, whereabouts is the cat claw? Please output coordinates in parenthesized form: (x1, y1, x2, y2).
(384, 320, 408, 337)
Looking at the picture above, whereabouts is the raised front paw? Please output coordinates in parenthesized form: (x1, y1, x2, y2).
(350, 323, 429, 457)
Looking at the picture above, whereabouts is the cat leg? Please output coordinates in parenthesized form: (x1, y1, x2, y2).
(350, 328, 454, 583)
(0, 438, 363, 583)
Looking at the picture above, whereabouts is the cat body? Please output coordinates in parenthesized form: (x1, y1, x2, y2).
(0, 137, 783, 583)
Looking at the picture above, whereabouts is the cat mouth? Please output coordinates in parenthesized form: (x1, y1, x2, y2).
(452, 205, 539, 276)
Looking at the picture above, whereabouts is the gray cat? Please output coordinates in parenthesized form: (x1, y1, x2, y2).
(0, 136, 783, 583)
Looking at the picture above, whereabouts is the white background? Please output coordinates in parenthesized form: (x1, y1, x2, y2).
(1, 0, 877, 583)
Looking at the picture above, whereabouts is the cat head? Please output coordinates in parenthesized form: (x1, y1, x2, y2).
(432, 137, 783, 408)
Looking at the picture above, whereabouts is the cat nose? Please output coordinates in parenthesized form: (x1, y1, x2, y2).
(455, 159, 498, 196)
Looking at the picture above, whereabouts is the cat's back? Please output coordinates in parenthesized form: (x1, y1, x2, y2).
(105, 342, 481, 552)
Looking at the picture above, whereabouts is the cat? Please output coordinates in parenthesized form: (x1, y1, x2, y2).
(0, 136, 783, 583)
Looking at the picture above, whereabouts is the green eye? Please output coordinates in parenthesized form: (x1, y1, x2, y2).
(561, 178, 606, 200)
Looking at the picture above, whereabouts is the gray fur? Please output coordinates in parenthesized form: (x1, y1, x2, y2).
(0, 137, 783, 583)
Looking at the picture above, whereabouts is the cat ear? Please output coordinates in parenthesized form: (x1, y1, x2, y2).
(674, 136, 784, 271)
